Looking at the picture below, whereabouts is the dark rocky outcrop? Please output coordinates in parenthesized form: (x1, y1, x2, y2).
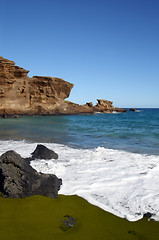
(0, 57, 126, 115)
(130, 108, 137, 112)
(143, 212, 153, 219)
(0, 150, 62, 198)
(31, 144, 58, 160)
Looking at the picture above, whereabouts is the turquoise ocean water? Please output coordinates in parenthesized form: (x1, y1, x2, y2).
(0, 108, 159, 155)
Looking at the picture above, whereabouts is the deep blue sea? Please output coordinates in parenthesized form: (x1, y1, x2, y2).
(0, 108, 159, 221)
(0, 108, 159, 155)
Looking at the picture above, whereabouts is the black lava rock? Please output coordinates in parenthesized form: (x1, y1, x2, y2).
(0, 150, 62, 198)
(130, 108, 137, 112)
(31, 144, 58, 160)
(60, 215, 77, 231)
(143, 212, 153, 218)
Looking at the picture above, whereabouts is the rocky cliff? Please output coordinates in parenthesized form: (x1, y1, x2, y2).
(0, 57, 126, 115)
(0, 57, 74, 115)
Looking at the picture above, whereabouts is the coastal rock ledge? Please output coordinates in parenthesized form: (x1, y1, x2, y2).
(0, 57, 126, 115)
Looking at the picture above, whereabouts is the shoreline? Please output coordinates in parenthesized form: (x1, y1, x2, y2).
(1, 141, 159, 222)
(0, 194, 158, 240)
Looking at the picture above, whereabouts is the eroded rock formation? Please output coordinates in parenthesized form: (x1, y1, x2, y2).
(0, 57, 74, 115)
(48, 99, 127, 114)
(0, 57, 126, 115)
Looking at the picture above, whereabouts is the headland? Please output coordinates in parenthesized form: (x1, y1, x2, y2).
(0, 57, 126, 116)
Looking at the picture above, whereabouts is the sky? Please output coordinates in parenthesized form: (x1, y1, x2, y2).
(1, 0, 159, 108)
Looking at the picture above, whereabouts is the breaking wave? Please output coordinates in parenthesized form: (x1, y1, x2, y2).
(1, 140, 159, 221)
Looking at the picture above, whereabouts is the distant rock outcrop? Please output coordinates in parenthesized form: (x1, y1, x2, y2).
(130, 108, 137, 112)
(0, 150, 62, 198)
(94, 99, 126, 113)
(52, 99, 127, 114)
(0, 57, 126, 115)
(94, 99, 115, 113)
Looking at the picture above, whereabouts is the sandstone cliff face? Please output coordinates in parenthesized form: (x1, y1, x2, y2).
(0, 57, 74, 115)
(0, 57, 126, 115)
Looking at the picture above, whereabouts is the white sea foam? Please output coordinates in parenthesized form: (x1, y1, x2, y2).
(0, 140, 159, 221)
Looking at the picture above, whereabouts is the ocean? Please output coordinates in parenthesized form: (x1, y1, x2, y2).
(0, 108, 159, 221)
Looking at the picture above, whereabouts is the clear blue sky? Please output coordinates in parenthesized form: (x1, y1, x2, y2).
(1, 0, 159, 107)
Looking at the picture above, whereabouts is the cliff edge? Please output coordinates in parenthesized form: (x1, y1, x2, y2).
(0, 57, 74, 115)
(0, 57, 126, 115)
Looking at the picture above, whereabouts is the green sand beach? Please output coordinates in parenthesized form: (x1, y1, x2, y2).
(0, 194, 158, 240)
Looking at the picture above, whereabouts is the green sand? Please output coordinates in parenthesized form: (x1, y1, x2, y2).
(0, 195, 158, 240)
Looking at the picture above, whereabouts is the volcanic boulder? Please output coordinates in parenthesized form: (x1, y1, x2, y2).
(0, 150, 62, 198)
(31, 144, 58, 160)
